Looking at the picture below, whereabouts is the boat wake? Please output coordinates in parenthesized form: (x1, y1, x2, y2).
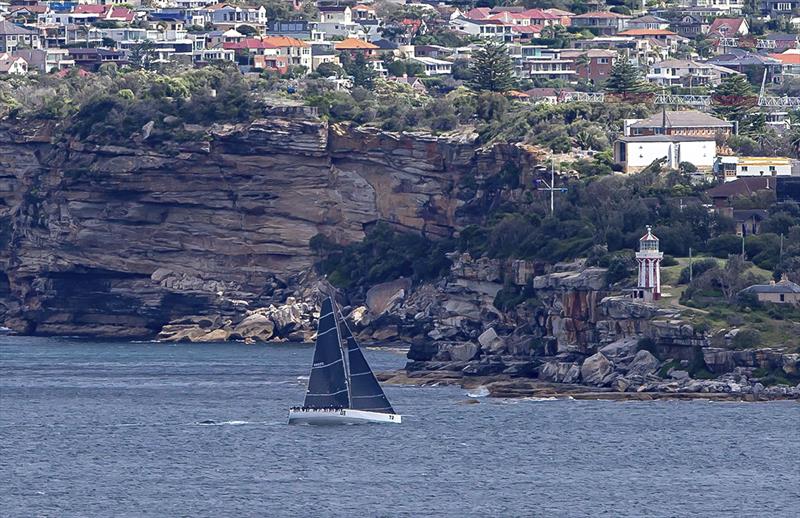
(194, 419, 253, 426)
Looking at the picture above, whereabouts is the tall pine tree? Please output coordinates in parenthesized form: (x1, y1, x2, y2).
(467, 40, 516, 93)
(712, 74, 760, 134)
(604, 54, 651, 94)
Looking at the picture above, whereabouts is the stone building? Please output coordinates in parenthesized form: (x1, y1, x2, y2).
(740, 275, 800, 305)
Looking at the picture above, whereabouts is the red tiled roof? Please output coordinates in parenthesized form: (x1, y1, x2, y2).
(487, 11, 529, 21)
(573, 11, 630, 19)
(334, 37, 379, 50)
(73, 5, 106, 14)
(709, 18, 746, 36)
(464, 7, 491, 20)
(261, 35, 309, 48)
(512, 24, 543, 34)
(521, 9, 559, 19)
(9, 5, 48, 14)
(768, 52, 800, 64)
(223, 38, 277, 50)
(108, 7, 134, 22)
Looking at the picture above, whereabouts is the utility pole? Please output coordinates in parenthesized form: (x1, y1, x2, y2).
(780, 233, 784, 261)
(689, 247, 693, 282)
(741, 233, 746, 260)
(535, 158, 567, 215)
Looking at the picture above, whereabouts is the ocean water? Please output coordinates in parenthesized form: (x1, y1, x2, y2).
(1, 336, 798, 517)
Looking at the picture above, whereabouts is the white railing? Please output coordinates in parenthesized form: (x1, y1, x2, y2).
(717, 37, 777, 49)
(758, 95, 800, 107)
(561, 91, 605, 103)
(653, 94, 712, 106)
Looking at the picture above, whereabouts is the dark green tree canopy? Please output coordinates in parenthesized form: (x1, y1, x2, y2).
(604, 54, 651, 94)
(467, 40, 516, 93)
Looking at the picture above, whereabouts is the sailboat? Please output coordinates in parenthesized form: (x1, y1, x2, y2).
(288, 297, 402, 425)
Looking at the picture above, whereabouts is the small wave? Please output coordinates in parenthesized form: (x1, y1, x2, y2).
(522, 397, 560, 402)
(466, 386, 490, 398)
(296, 376, 309, 381)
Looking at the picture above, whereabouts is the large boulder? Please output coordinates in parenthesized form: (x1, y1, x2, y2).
(366, 278, 411, 315)
(580, 352, 615, 386)
(598, 337, 639, 361)
(539, 361, 581, 383)
(233, 313, 275, 342)
(478, 327, 506, 353)
(437, 342, 480, 362)
(193, 329, 231, 342)
(627, 349, 660, 376)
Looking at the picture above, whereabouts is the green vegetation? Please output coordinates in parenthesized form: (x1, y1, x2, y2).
(604, 54, 653, 95)
(467, 40, 516, 93)
(2, 64, 269, 143)
(310, 222, 452, 290)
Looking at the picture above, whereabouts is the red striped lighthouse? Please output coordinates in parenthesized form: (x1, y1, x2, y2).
(636, 226, 663, 301)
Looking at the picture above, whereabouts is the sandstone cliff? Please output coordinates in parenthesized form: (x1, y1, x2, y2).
(0, 114, 537, 337)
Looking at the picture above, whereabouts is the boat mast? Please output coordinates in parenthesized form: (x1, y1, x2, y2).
(329, 295, 352, 407)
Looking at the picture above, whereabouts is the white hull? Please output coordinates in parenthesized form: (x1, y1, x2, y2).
(287, 408, 402, 425)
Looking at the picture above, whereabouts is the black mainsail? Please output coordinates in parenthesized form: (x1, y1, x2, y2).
(340, 319, 396, 414)
(303, 298, 350, 409)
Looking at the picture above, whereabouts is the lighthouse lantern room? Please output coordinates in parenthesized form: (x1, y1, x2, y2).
(636, 226, 663, 301)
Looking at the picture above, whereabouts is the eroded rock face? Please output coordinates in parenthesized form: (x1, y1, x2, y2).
(1, 118, 540, 337)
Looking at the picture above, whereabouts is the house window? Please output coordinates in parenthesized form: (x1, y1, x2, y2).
(780, 294, 785, 302)
(741, 166, 748, 171)
(598, 58, 609, 64)
(769, 165, 776, 172)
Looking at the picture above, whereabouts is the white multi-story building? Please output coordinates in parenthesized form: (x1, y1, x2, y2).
(647, 59, 737, 87)
(449, 17, 514, 42)
(614, 135, 717, 174)
(680, 0, 743, 14)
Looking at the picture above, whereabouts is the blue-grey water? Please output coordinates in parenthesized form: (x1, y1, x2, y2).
(1, 337, 798, 517)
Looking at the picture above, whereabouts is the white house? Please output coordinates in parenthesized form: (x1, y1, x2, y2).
(449, 17, 514, 42)
(716, 156, 798, 182)
(0, 51, 27, 74)
(647, 59, 739, 87)
(412, 56, 452, 75)
(614, 135, 716, 174)
(201, 4, 266, 29)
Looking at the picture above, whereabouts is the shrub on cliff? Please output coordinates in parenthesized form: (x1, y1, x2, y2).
(678, 258, 719, 284)
(311, 223, 452, 290)
(732, 328, 761, 349)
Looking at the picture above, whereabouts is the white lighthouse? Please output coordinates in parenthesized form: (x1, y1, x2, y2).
(636, 226, 663, 301)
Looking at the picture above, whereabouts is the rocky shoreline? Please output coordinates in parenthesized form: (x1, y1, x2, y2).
(379, 369, 800, 401)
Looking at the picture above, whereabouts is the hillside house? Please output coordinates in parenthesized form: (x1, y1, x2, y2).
(571, 11, 630, 36)
(0, 51, 27, 74)
(625, 111, 733, 138)
(0, 20, 41, 52)
(614, 135, 716, 174)
(560, 49, 616, 82)
(708, 17, 748, 37)
(716, 156, 798, 182)
(740, 275, 800, 304)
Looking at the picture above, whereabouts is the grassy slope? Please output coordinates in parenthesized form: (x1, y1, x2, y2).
(649, 256, 799, 352)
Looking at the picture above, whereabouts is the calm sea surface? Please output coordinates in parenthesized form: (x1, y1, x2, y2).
(1, 336, 798, 517)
